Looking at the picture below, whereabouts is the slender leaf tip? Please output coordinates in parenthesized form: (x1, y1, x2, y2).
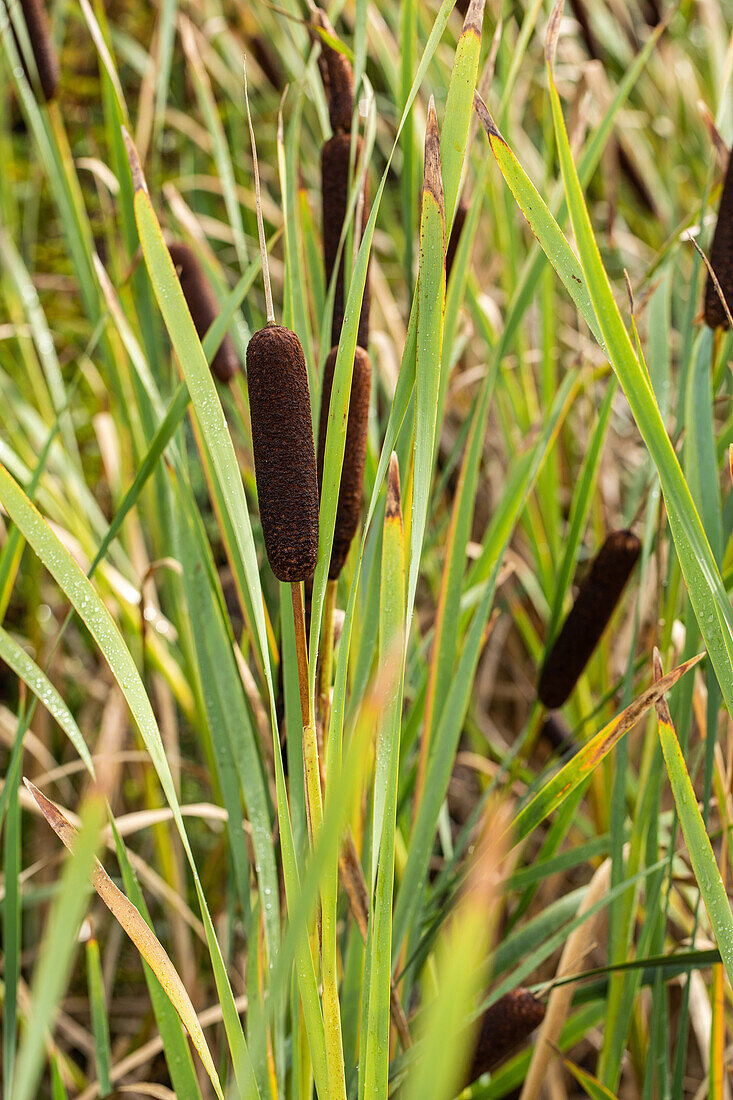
(423, 96, 444, 213)
(23, 777, 78, 853)
(386, 452, 402, 520)
(473, 90, 504, 144)
(461, 0, 487, 38)
(121, 126, 148, 195)
(652, 647, 674, 725)
(545, 0, 565, 71)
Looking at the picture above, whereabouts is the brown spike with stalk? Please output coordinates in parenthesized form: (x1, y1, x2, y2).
(538, 529, 641, 709)
(243, 63, 319, 589)
(704, 146, 733, 330)
(243, 55, 324, 850)
(316, 13, 371, 350)
(167, 242, 241, 384)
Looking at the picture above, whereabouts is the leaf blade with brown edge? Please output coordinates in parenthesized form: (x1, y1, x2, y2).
(652, 651, 733, 988)
(409, 96, 446, 627)
(511, 652, 704, 847)
(24, 780, 225, 1100)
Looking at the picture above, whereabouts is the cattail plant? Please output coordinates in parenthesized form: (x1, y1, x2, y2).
(12, 0, 59, 102)
(704, 145, 733, 329)
(316, 11, 371, 350)
(465, 989, 546, 1085)
(538, 529, 641, 709)
(167, 242, 241, 384)
(243, 71, 352, 1098)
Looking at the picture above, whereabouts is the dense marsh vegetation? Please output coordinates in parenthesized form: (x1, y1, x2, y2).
(1, 0, 732, 1096)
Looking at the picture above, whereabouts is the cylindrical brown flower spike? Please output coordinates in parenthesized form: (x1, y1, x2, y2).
(247, 325, 319, 582)
(14, 0, 60, 102)
(314, 11, 355, 135)
(316, 346, 371, 578)
(316, 12, 371, 351)
(167, 242, 240, 384)
(704, 147, 733, 330)
(538, 529, 641, 709)
(465, 989, 546, 1085)
(322, 133, 371, 350)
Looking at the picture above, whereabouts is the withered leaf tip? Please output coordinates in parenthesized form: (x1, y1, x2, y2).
(545, 0, 565, 70)
(461, 0, 487, 37)
(423, 97, 444, 210)
(122, 127, 148, 195)
(473, 90, 503, 143)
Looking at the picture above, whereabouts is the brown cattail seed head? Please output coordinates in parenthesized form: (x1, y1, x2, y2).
(246, 325, 319, 582)
(314, 12, 355, 133)
(704, 148, 733, 329)
(321, 133, 371, 350)
(317, 346, 371, 579)
(538, 529, 641, 709)
(167, 243, 240, 384)
(15, 0, 59, 102)
(467, 989, 546, 1083)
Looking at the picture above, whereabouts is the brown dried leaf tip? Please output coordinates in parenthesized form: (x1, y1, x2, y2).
(538, 529, 641, 709)
(461, 0, 487, 38)
(473, 90, 504, 145)
(704, 147, 733, 330)
(122, 126, 147, 195)
(167, 242, 240, 384)
(466, 988, 546, 1084)
(321, 133, 371, 349)
(317, 346, 372, 579)
(423, 96, 444, 212)
(12, 0, 59, 102)
(246, 325, 319, 582)
(386, 452, 401, 522)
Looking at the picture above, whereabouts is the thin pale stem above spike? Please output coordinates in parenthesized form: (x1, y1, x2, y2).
(244, 56, 275, 324)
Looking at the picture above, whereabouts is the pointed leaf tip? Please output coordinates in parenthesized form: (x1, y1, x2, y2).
(24, 778, 79, 853)
(473, 90, 503, 142)
(545, 0, 565, 70)
(461, 0, 487, 37)
(386, 453, 402, 520)
(423, 98, 444, 210)
(652, 649, 674, 726)
(122, 127, 147, 194)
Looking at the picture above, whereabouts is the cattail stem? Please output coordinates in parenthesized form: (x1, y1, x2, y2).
(244, 57, 275, 324)
(290, 589, 348, 1100)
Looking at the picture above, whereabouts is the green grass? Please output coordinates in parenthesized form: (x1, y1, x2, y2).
(1, 0, 732, 1096)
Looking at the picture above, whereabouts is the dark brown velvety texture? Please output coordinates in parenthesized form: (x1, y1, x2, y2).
(321, 134, 371, 350)
(318, 36, 355, 134)
(316, 346, 371, 579)
(705, 149, 733, 329)
(246, 325, 319, 582)
(466, 989, 545, 1085)
(538, 529, 641, 709)
(16, 0, 59, 101)
(168, 242, 240, 383)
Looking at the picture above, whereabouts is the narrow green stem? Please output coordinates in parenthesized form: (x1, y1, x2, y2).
(291, 582, 346, 1100)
